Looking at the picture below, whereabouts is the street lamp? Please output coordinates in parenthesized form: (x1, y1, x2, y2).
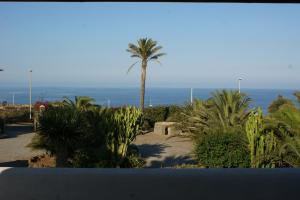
(238, 78, 242, 94)
(190, 88, 193, 104)
(29, 70, 32, 120)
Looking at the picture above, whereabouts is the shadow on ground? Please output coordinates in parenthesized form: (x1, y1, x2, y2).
(135, 144, 169, 159)
(148, 155, 197, 168)
(3, 123, 34, 138)
(0, 160, 28, 167)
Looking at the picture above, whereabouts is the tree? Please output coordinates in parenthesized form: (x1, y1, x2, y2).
(62, 96, 95, 111)
(127, 38, 166, 112)
(268, 95, 295, 113)
(209, 89, 251, 131)
(29, 106, 84, 167)
(294, 91, 300, 107)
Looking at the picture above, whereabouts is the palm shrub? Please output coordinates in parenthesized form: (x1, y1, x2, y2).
(177, 99, 211, 137)
(294, 91, 300, 106)
(195, 130, 250, 168)
(178, 90, 251, 138)
(143, 106, 169, 129)
(62, 96, 95, 111)
(29, 105, 84, 167)
(266, 101, 300, 167)
(268, 95, 295, 113)
(279, 135, 300, 167)
(209, 89, 251, 131)
(71, 106, 113, 167)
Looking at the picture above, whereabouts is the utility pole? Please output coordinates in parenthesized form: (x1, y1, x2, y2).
(12, 92, 15, 106)
(107, 99, 110, 108)
(238, 78, 242, 94)
(29, 70, 32, 119)
(190, 88, 193, 104)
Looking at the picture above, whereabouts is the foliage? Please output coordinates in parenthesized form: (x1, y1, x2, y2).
(246, 108, 279, 168)
(0, 106, 30, 123)
(106, 106, 143, 167)
(279, 135, 300, 167)
(176, 99, 211, 137)
(142, 105, 182, 130)
(62, 96, 95, 111)
(195, 131, 250, 168)
(209, 90, 251, 131)
(29, 105, 84, 167)
(265, 98, 300, 167)
(294, 91, 300, 106)
(268, 95, 295, 113)
(178, 90, 251, 139)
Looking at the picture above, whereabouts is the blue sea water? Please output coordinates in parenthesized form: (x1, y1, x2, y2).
(0, 87, 298, 114)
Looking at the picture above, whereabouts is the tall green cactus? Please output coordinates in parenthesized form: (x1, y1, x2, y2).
(246, 108, 277, 168)
(107, 106, 142, 167)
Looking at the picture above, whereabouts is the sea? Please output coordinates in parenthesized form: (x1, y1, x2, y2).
(0, 87, 298, 114)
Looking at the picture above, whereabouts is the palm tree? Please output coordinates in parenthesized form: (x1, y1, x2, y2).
(28, 106, 84, 167)
(62, 96, 95, 111)
(210, 90, 251, 130)
(127, 38, 166, 112)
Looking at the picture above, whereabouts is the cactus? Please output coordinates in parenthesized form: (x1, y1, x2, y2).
(246, 108, 277, 168)
(107, 106, 142, 167)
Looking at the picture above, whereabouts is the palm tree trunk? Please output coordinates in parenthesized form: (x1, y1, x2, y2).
(140, 61, 147, 112)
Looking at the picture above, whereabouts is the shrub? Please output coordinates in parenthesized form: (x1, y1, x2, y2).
(142, 105, 182, 130)
(29, 106, 84, 167)
(195, 131, 250, 168)
(268, 95, 295, 113)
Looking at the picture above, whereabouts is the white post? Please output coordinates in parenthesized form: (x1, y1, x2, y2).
(29, 70, 32, 119)
(12, 93, 15, 106)
(238, 78, 242, 94)
(190, 88, 193, 104)
(149, 97, 152, 107)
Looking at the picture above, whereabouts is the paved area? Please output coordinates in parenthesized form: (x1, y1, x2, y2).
(133, 132, 196, 168)
(0, 124, 196, 168)
(0, 123, 43, 167)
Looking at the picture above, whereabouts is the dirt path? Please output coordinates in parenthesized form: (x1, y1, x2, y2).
(133, 132, 196, 168)
(0, 123, 43, 167)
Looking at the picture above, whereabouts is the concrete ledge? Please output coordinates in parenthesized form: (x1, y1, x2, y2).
(1, 168, 300, 200)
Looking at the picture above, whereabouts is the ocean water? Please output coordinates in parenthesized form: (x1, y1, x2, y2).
(0, 87, 298, 113)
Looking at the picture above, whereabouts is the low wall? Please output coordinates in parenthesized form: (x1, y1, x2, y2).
(0, 168, 299, 200)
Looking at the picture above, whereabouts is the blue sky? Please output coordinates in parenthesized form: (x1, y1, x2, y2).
(0, 2, 299, 89)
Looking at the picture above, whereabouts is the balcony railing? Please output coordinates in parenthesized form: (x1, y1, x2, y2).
(1, 167, 299, 200)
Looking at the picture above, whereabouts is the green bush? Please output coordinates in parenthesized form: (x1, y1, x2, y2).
(142, 105, 182, 130)
(195, 131, 250, 168)
(268, 95, 295, 113)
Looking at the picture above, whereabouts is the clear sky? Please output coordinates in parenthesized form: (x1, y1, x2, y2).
(0, 2, 299, 89)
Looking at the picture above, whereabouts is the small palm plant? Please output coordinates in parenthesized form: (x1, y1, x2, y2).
(62, 96, 95, 111)
(29, 106, 84, 167)
(127, 38, 166, 112)
(210, 89, 251, 130)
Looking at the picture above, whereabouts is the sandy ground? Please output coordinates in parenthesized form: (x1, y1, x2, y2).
(0, 123, 43, 167)
(133, 132, 196, 168)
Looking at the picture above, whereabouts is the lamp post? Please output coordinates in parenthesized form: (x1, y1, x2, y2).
(238, 78, 242, 94)
(10, 92, 15, 106)
(29, 70, 32, 120)
(190, 88, 193, 104)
